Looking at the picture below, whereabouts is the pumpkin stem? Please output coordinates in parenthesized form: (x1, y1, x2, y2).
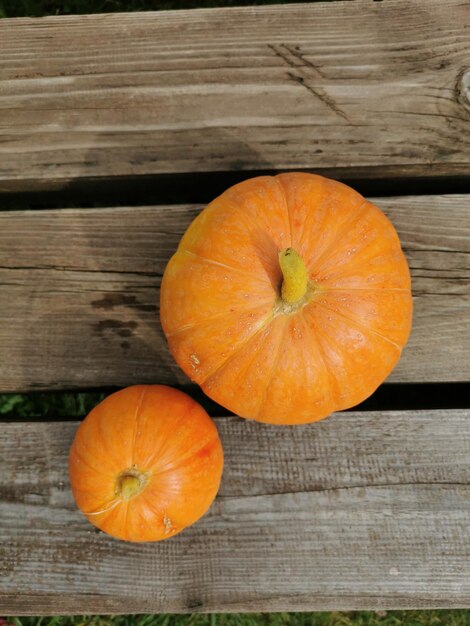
(117, 472, 145, 501)
(279, 248, 308, 304)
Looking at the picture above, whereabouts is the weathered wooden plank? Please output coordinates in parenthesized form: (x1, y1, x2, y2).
(1, 409, 469, 613)
(1, 1, 469, 192)
(0, 194, 468, 391)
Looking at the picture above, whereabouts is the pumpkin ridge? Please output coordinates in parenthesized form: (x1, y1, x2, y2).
(202, 316, 287, 421)
(224, 175, 292, 246)
(130, 386, 147, 468)
(83, 495, 121, 518)
(198, 310, 274, 386)
(139, 394, 199, 470)
(95, 405, 128, 473)
(71, 445, 114, 477)
(309, 298, 404, 351)
(306, 199, 369, 273)
(254, 317, 289, 420)
(100, 501, 129, 540)
(122, 492, 131, 541)
(274, 174, 293, 246)
(302, 309, 339, 409)
(140, 491, 180, 539)
(277, 174, 332, 258)
(150, 431, 221, 478)
(164, 300, 274, 340)
(221, 184, 290, 273)
(179, 248, 272, 284)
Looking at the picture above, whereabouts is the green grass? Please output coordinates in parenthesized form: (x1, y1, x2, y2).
(4, 613, 470, 626)
(0, 392, 105, 418)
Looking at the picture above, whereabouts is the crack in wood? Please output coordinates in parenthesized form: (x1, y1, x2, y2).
(287, 71, 350, 121)
(281, 43, 326, 78)
(219, 480, 470, 500)
(403, 248, 470, 255)
(0, 264, 162, 278)
(413, 291, 468, 297)
(268, 43, 349, 121)
(456, 67, 470, 116)
(267, 43, 298, 69)
(4, 481, 470, 510)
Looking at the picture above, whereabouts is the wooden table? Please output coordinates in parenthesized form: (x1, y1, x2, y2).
(1, 0, 469, 615)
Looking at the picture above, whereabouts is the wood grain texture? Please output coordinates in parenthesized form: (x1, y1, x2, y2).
(1, 0, 470, 192)
(1, 409, 470, 613)
(0, 194, 469, 391)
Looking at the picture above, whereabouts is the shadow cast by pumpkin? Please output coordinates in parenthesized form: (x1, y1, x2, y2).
(20, 128, 276, 396)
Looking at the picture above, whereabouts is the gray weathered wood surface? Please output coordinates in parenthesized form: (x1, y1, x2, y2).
(1, 409, 469, 614)
(1, 0, 470, 192)
(0, 194, 468, 391)
(1, 0, 469, 614)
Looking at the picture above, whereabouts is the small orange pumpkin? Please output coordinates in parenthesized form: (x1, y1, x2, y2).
(160, 173, 412, 425)
(69, 385, 223, 542)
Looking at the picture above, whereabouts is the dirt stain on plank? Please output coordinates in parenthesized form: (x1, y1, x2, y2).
(91, 293, 155, 314)
(94, 319, 138, 338)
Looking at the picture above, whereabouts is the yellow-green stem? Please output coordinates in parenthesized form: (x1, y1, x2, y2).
(118, 473, 143, 501)
(279, 248, 308, 304)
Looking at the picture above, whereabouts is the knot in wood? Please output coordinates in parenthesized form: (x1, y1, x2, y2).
(456, 69, 470, 114)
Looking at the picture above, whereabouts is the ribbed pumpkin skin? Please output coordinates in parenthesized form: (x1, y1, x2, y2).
(160, 173, 412, 425)
(69, 385, 223, 542)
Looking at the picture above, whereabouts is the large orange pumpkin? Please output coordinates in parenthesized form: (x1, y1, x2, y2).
(160, 173, 412, 425)
(69, 385, 223, 542)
